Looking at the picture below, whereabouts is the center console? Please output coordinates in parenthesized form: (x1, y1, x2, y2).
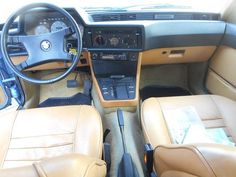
(85, 26, 143, 107)
(91, 51, 138, 101)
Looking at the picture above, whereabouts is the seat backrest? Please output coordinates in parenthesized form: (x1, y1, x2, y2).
(154, 144, 236, 177)
(0, 105, 103, 169)
(0, 153, 106, 177)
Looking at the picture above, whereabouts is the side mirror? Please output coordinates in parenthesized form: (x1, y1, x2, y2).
(0, 82, 10, 110)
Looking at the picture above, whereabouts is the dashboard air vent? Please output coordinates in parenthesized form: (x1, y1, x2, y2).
(92, 13, 137, 21)
(91, 12, 220, 22)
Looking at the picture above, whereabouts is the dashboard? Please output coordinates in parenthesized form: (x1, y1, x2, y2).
(13, 7, 225, 53)
(1, 6, 227, 106)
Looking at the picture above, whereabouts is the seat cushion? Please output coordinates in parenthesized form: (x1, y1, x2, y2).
(0, 153, 106, 177)
(0, 105, 103, 169)
(141, 95, 236, 148)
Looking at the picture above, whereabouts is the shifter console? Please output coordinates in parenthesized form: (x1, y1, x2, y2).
(91, 51, 139, 101)
(98, 77, 136, 100)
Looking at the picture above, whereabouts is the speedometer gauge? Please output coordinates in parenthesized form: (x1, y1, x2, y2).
(51, 21, 67, 32)
(35, 25, 49, 35)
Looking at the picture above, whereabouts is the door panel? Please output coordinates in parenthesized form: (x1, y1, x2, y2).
(207, 45, 236, 100)
(207, 70, 236, 100)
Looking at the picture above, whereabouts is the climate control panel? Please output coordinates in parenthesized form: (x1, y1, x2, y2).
(84, 27, 143, 49)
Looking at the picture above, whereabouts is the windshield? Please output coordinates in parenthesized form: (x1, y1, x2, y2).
(0, 0, 232, 23)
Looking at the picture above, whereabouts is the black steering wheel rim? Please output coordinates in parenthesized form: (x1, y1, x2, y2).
(1, 3, 82, 84)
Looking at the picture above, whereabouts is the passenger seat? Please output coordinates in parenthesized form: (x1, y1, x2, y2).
(141, 95, 236, 177)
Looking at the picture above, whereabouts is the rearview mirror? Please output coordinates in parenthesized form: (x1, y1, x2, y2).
(0, 82, 10, 110)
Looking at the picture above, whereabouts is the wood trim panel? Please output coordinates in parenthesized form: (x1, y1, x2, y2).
(141, 46, 216, 65)
(10, 51, 90, 71)
(89, 53, 142, 108)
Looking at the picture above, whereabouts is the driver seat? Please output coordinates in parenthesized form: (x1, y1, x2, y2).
(0, 105, 106, 176)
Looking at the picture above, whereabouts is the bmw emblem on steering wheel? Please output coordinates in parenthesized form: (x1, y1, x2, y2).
(40, 40, 51, 51)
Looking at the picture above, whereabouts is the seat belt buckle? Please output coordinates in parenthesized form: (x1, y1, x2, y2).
(144, 143, 157, 177)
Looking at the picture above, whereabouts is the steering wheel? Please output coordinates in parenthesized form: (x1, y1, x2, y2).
(1, 3, 82, 84)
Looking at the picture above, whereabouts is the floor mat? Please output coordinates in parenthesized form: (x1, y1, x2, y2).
(39, 72, 89, 103)
(38, 93, 91, 108)
(140, 85, 191, 100)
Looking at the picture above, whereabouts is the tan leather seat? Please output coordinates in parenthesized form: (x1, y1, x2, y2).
(0, 105, 104, 169)
(0, 153, 106, 177)
(141, 95, 236, 177)
(155, 144, 236, 177)
(141, 95, 236, 148)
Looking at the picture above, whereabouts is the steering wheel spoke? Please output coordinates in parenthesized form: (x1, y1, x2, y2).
(7, 35, 24, 44)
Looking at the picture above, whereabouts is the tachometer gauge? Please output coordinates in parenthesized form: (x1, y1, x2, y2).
(35, 25, 49, 35)
(51, 21, 67, 32)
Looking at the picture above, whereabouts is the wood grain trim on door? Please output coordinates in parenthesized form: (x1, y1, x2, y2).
(89, 53, 142, 108)
(141, 46, 216, 65)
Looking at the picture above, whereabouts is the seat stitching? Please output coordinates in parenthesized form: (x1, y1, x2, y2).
(210, 95, 235, 142)
(156, 98, 172, 143)
(209, 95, 223, 120)
(140, 100, 151, 144)
(155, 145, 217, 177)
(11, 132, 74, 139)
(83, 161, 106, 177)
(191, 145, 217, 177)
(201, 117, 223, 121)
(94, 107, 103, 158)
(8, 142, 73, 149)
(33, 162, 47, 177)
(209, 95, 232, 134)
(73, 106, 82, 152)
(6, 159, 46, 162)
(1, 111, 19, 168)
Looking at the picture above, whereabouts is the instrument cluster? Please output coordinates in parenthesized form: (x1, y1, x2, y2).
(23, 11, 84, 36)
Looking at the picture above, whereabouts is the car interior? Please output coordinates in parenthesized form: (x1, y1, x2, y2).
(0, 1, 236, 177)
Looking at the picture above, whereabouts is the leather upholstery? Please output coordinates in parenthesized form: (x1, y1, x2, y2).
(141, 95, 236, 148)
(141, 95, 236, 177)
(154, 144, 236, 177)
(0, 153, 106, 177)
(0, 105, 103, 169)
